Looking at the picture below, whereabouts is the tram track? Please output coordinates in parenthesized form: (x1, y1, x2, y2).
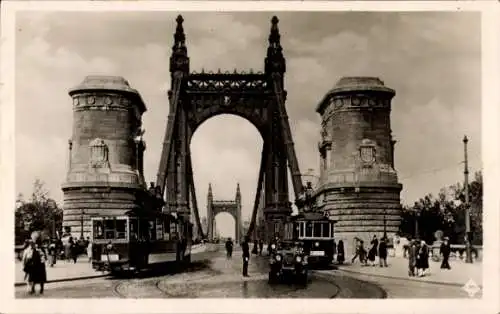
(111, 260, 222, 298)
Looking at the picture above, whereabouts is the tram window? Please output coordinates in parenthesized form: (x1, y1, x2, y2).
(293, 223, 299, 238)
(305, 222, 313, 237)
(129, 219, 138, 241)
(155, 219, 163, 240)
(115, 220, 127, 239)
(322, 222, 330, 237)
(313, 222, 322, 237)
(299, 222, 304, 237)
(104, 220, 115, 239)
(330, 224, 334, 238)
(162, 219, 170, 240)
(149, 221, 156, 241)
(93, 220, 104, 239)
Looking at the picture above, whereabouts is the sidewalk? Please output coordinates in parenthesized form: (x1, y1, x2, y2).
(15, 244, 218, 286)
(15, 258, 103, 287)
(333, 256, 482, 287)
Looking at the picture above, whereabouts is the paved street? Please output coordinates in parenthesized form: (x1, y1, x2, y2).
(15, 245, 480, 298)
(16, 246, 384, 298)
(320, 255, 483, 299)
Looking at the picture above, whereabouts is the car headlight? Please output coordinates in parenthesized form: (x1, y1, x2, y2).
(296, 256, 302, 263)
(275, 255, 282, 261)
(315, 242, 319, 247)
(271, 244, 276, 250)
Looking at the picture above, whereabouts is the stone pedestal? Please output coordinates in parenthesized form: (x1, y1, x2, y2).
(61, 76, 147, 239)
(314, 77, 403, 255)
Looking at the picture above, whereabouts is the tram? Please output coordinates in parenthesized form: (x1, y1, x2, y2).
(283, 212, 336, 268)
(90, 208, 193, 274)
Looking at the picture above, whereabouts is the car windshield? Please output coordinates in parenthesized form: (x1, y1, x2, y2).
(279, 242, 295, 250)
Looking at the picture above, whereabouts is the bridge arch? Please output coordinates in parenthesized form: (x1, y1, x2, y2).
(155, 15, 306, 243)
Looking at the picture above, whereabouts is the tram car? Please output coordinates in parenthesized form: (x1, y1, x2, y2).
(90, 208, 193, 274)
(283, 212, 337, 268)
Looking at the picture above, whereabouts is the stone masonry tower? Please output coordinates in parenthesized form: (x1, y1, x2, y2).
(62, 76, 147, 239)
(315, 77, 402, 254)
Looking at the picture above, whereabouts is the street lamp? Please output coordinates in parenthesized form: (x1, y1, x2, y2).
(80, 208, 85, 240)
(463, 135, 473, 264)
(414, 204, 420, 240)
(383, 208, 387, 239)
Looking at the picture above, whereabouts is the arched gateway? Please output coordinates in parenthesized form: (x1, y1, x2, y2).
(206, 183, 242, 243)
(155, 16, 307, 242)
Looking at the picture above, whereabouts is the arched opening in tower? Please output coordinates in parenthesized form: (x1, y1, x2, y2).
(190, 114, 263, 238)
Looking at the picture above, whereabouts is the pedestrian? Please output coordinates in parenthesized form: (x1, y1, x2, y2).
(241, 236, 250, 277)
(417, 240, 429, 277)
(225, 237, 233, 258)
(330, 239, 337, 263)
(368, 235, 378, 266)
(64, 237, 73, 262)
(23, 233, 47, 295)
(378, 237, 388, 267)
(440, 237, 451, 270)
(87, 239, 93, 263)
(48, 240, 57, 267)
(408, 240, 418, 277)
(252, 240, 258, 255)
(351, 239, 367, 265)
(258, 239, 264, 255)
(70, 237, 79, 263)
(336, 240, 345, 265)
(21, 240, 32, 285)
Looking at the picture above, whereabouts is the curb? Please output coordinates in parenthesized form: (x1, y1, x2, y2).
(335, 267, 482, 288)
(15, 274, 109, 287)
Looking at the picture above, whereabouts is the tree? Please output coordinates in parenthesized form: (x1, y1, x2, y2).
(15, 179, 63, 244)
(399, 171, 483, 245)
(449, 171, 483, 245)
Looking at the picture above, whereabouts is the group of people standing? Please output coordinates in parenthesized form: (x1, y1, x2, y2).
(351, 235, 389, 267)
(21, 232, 94, 295)
(407, 239, 430, 277)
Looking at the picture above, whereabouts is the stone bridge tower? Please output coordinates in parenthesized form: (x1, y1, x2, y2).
(314, 77, 402, 254)
(61, 76, 147, 239)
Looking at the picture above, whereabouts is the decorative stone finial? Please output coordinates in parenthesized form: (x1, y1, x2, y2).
(170, 15, 189, 75)
(265, 16, 285, 74)
(174, 15, 185, 47)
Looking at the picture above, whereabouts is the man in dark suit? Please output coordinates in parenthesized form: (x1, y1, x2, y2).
(241, 236, 250, 277)
(440, 237, 451, 269)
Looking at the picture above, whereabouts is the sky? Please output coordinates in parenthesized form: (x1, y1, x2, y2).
(15, 11, 481, 238)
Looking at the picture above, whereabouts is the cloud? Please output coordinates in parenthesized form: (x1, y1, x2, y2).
(13, 11, 481, 238)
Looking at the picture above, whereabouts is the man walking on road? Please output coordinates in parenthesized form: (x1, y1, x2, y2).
(225, 237, 233, 259)
(241, 236, 250, 277)
(378, 237, 388, 267)
(440, 237, 451, 270)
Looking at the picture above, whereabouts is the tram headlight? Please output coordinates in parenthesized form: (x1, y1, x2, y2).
(275, 254, 282, 262)
(315, 242, 319, 247)
(271, 244, 276, 250)
(296, 256, 302, 263)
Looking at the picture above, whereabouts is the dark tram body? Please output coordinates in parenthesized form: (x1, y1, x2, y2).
(283, 212, 336, 268)
(91, 209, 192, 274)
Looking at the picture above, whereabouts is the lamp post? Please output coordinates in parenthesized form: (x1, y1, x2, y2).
(80, 208, 85, 240)
(383, 208, 387, 239)
(463, 136, 473, 263)
(414, 206, 420, 240)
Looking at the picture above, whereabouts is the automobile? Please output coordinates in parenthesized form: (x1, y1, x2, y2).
(268, 241, 309, 285)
